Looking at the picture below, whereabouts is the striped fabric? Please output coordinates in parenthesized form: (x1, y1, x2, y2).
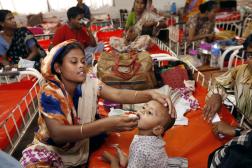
(209, 130, 252, 168)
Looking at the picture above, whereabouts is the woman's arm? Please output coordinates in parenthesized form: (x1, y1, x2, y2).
(1, 55, 10, 66)
(100, 83, 176, 118)
(26, 45, 39, 60)
(86, 27, 97, 47)
(125, 12, 136, 30)
(44, 115, 138, 145)
(188, 26, 214, 43)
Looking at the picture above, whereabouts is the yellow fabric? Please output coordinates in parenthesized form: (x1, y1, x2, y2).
(215, 30, 237, 40)
(207, 64, 252, 124)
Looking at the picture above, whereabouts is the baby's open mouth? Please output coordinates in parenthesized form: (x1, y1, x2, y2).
(128, 113, 140, 120)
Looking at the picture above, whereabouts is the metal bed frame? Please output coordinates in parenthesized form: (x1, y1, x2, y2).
(154, 38, 206, 87)
(155, 38, 251, 128)
(0, 68, 43, 154)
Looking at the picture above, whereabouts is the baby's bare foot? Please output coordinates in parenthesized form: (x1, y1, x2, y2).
(102, 151, 118, 163)
(115, 146, 128, 167)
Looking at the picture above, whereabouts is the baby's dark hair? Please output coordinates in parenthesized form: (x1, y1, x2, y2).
(199, 1, 217, 14)
(163, 118, 175, 132)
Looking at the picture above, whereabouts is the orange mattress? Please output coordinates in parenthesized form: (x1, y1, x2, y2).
(0, 79, 38, 150)
(89, 83, 237, 168)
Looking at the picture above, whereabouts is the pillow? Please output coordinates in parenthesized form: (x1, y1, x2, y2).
(160, 65, 189, 89)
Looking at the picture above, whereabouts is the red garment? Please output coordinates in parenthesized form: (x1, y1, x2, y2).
(52, 24, 91, 47)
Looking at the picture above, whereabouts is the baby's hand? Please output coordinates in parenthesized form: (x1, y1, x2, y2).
(125, 28, 137, 42)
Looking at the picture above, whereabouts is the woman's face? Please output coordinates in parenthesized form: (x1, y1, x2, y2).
(2, 13, 17, 30)
(207, 9, 216, 20)
(134, 0, 146, 14)
(56, 48, 87, 84)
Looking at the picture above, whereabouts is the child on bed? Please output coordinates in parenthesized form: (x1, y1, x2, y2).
(103, 100, 188, 168)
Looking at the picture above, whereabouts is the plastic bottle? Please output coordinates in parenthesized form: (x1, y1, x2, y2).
(170, 2, 177, 14)
(210, 43, 221, 68)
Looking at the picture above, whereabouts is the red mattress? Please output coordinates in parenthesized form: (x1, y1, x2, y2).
(0, 79, 39, 150)
(90, 83, 237, 168)
(96, 29, 124, 42)
(216, 11, 241, 22)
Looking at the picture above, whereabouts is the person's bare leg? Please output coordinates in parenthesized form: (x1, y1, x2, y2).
(102, 151, 120, 168)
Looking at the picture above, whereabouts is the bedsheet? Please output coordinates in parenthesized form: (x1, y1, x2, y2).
(89, 83, 237, 168)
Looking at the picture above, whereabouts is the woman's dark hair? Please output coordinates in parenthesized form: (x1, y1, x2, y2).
(0, 9, 11, 30)
(67, 6, 83, 20)
(243, 34, 252, 50)
(199, 1, 217, 14)
(51, 42, 85, 75)
(132, 0, 148, 12)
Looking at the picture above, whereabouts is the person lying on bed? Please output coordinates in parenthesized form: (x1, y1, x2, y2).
(20, 40, 176, 168)
(103, 100, 188, 168)
(52, 6, 103, 65)
(0, 9, 46, 70)
(203, 40, 252, 136)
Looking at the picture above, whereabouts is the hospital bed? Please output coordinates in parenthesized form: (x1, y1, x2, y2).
(89, 29, 237, 167)
(0, 68, 43, 154)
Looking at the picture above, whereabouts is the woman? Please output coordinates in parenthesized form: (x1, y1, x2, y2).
(20, 40, 176, 167)
(0, 10, 46, 69)
(181, 0, 205, 22)
(186, 1, 217, 45)
(125, 0, 165, 37)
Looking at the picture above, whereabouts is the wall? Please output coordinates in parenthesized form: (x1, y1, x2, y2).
(92, 0, 186, 18)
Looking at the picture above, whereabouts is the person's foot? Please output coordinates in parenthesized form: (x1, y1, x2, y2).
(114, 146, 128, 167)
(102, 151, 119, 164)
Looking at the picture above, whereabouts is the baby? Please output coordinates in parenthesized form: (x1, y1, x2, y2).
(103, 100, 188, 168)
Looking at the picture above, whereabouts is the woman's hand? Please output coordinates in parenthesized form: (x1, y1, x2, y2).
(143, 20, 156, 27)
(108, 116, 138, 132)
(203, 94, 222, 122)
(212, 121, 236, 137)
(149, 90, 176, 118)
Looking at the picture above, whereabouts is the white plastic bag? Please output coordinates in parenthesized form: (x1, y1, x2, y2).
(18, 57, 35, 68)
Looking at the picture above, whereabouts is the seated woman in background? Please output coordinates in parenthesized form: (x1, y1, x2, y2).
(125, 0, 166, 37)
(180, 0, 205, 22)
(0, 10, 46, 69)
(186, 1, 217, 46)
(20, 40, 176, 167)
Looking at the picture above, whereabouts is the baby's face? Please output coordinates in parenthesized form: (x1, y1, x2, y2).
(137, 101, 167, 130)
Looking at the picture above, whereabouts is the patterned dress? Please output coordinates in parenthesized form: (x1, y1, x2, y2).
(128, 135, 188, 168)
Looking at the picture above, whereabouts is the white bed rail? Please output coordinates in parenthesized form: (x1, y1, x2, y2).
(154, 38, 206, 87)
(0, 68, 43, 154)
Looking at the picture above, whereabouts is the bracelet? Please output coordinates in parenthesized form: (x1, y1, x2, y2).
(134, 91, 138, 101)
(234, 128, 243, 137)
(80, 124, 84, 136)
